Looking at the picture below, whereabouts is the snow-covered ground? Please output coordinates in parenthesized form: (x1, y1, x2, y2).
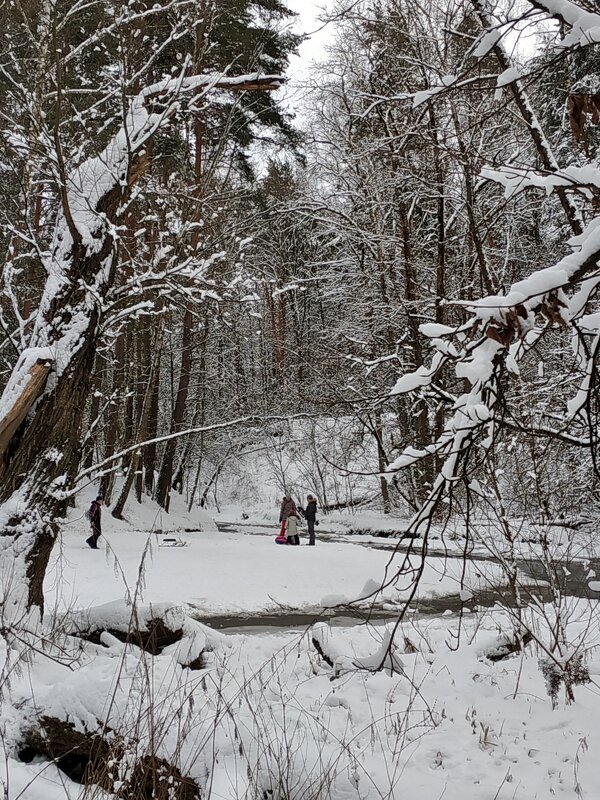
(1, 489, 598, 800)
(46, 492, 537, 619)
(4, 600, 600, 800)
(217, 497, 600, 563)
(50, 525, 500, 616)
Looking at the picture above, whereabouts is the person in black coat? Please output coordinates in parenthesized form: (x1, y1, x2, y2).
(86, 495, 104, 549)
(300, 494, 318, 546)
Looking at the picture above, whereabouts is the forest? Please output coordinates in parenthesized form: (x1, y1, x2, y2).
(1, 0, 600, 798)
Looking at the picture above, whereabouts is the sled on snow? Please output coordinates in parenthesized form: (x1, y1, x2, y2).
(159, 536, 189, 548)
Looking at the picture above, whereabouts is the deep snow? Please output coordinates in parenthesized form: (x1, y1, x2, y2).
(0, 489, 598, 800)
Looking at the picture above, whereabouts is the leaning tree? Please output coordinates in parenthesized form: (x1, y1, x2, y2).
(0, 67, 285, 625)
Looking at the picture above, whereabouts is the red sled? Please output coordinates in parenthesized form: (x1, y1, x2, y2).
(275, 535, 288, 545)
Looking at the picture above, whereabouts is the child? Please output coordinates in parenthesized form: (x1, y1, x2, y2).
(278, 493, 298, 537)
(286, 511, 300, 546)
(86, 495, 103, 549)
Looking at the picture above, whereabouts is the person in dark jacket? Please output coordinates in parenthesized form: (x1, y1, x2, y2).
(86, 495, 103, 549)
(279, 494, 297, 538)
(300, 494, 318, 546)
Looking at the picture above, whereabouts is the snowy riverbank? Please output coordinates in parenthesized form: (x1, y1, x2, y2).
(5, 597, 600, 800)
(47, 499, 529, 619)
(0, 493, 594, 800)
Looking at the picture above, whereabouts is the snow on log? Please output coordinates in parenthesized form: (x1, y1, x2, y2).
(478, 630, 533, 662)
(16, 606, 230, 797)
(21, 717, 200, 800)
(311, 623, 404, 676)
(66, 600, 226, 669)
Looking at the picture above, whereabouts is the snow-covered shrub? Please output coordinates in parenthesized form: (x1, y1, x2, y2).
(539, 652, 591, 707)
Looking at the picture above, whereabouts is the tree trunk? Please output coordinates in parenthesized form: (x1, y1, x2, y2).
(155, 307, 193, 511)
(0, 70, 286, 620)
(82, 387, 101, 472)
(143, 351, 161, 497)
(374, 411, 391, 514)
(0, 277, 107, 620)
(100, 331, 125, 503)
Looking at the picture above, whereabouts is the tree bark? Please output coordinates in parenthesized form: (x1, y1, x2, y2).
(100, 332, 125, 503)
(143, 350, 161, 497)
(374, 411, 391, 514)
(112, 324, 162, 518)
(155, 307, 193, 511)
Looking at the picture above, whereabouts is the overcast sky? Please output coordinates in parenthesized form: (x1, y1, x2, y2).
(285, 0, 334, 72)
(280, 0, 335, 114)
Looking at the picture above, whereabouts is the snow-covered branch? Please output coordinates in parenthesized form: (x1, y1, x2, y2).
(527, 0, 600, 48)
(481, 165, 600, 199)
(0, 69, 285, 431)
(386, 205, 600, 534)
(76, 411, 319, 486)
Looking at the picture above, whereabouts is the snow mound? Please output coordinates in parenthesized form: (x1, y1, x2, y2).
(66, 599, 227, 666)
(312, 622, 404, 676)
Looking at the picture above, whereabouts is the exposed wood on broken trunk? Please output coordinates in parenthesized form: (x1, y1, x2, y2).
(70, 616, 206, 669)
(0, 359, 51, 477)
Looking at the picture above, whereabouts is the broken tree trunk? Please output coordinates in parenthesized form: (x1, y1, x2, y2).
(21, 717, 200, 800)
(0, 356, 52, 476)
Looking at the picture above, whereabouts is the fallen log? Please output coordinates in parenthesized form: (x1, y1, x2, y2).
(483, 630, 533, 662)
(66, 601, 224, 670)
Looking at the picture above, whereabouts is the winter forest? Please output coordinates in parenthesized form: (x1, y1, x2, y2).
(2, 0, 600, 797)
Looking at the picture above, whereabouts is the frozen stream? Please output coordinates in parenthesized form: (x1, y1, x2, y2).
(196, 523, 600, 633)
(48, 516, 600, 628)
